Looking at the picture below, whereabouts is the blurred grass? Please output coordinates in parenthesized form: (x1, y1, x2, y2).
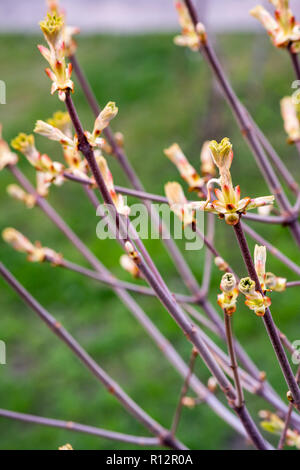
(0, 32, 300, 450)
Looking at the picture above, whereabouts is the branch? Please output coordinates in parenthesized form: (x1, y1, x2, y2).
(286, 280, 300, 288)
(201, 214, 214, 295)
(171, 348, 198, 436)
(0, 409, 160, 447)
(278, 365, 300, 449)
(223, 311, 244, 407)
(288, 47, 300, 81)
(44, 255, 197, 304)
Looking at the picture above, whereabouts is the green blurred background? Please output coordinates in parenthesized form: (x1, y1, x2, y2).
(0, 32, 300, 450)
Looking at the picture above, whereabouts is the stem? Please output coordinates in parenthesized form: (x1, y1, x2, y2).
(194, 314, 268, 449)
(189, 320, 258, 394)
(288, 48, 300, 81)
(202, 298, 261, 379)
(278, 406, 293, 450)
(194, 227, 235, 276)
(0, 409, 160, 447)
(224, 312, 244, 408)
(294, 192, 300, 213)
(201, 214, 214, 295)
(184, 304, 220, 335)
(295, 140, 300, 162)
(58, 259, 195, 304)
(243, 213, 287, 225)
(171, 348, 198, 436)
(71, 17, 300, 432)
(233, 220, 300, 408)
(0, 262, 185, 450)
(286, 280, 300, 288)
(220, 314, 268, 449)
(278, 366, 300, 450)
(70, 54, 101, 117)
(64, 172, 167, 203)
(237, 407, 270, 450)
(11, 162, 294, 432)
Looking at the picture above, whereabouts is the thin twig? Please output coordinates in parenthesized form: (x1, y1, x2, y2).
(0, 409, 160, 447)
(223, 311, 244, 408)
(201, 214, 214, 295)
(171, 348, 198, 436)
(288, 47, 300, 81)
(295, 140, 300, 162)
(186, 317, 259, 394)
(286, 280, 300, 288)
(277, 365, 300, 450)
(47, 257, 194, 303)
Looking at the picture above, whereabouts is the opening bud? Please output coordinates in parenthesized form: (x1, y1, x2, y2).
(120, 254, 141, 279)
(220, 273, 236, 292)
(93, 102, 118, 136)
(265, 272, 286, 292)
(239, 277, 256, 295)
(7, 184, 36, 209)
(209, 138, 233, 171)
(59, 443, 73, 451)
(181, 397, 196, 408)
(0, 125, 18, 170)
(40, 13, 64, 48)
